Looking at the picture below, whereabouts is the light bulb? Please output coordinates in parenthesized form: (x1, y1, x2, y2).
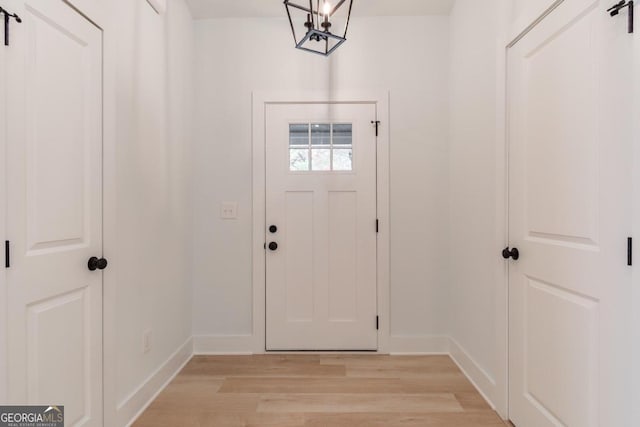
(323, 1, 331, 15)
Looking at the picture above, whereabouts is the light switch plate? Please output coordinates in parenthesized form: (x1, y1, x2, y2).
(221, 202, 238, 219)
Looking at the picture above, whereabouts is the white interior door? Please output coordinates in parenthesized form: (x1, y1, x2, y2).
(507, 0, 633, 425)
(5, 1, 104, 425)
(265, 103, 378, 351)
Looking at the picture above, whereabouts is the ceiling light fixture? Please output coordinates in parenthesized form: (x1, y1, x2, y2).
(284, 0, 354, 56)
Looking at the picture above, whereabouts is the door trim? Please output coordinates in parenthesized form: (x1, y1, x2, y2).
(251, 90, 390, 354)
(0, 16, 7, 403)
(59, 1, 117, 427)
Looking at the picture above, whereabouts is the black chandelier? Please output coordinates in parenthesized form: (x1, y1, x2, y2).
(284, 0, 354, 56)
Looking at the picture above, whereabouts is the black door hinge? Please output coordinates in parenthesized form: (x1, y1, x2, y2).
(608, 0, 634, 33)
(376, 315, 379, 330)
(371, 120, 381, 137)
(376, 219, 379, 233)
(628, 237, 633, 266)
(5, 240, 9, 268)
(0, 7, 22, 46)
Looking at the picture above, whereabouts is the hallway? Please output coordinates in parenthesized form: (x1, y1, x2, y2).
(134, 355, 506, 427)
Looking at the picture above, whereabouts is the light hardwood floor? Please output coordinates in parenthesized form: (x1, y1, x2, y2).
(133, 355, 507, 427)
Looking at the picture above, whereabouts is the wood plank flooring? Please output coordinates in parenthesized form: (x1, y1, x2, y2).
(133, 355, 507, 427)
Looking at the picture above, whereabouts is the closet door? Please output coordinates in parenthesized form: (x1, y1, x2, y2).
(506, 0, 633, 425)
(5, 1, 104, 425)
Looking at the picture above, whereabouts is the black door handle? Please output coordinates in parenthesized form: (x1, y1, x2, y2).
(502, 247, 519, 261)
(88, 257, 108, 271)
(268, 242, 278, 251)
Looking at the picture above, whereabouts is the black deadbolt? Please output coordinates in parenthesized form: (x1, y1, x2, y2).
(502, 247, 520, 261)
(88, 256, 108, 271)
(269, 225, 278, 233)
(268, 242, 278, 251)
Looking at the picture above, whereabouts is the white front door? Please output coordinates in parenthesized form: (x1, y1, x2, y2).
(5, 1, 104, 425)
(507, 0, 633, 425)
(265, 103, 378, 351)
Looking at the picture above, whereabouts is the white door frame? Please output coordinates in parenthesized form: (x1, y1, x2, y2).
(0, 12, 8, 403)
(490, 1, 568, 419)
(252, 90, 390, 354)
(28, 1, 117, 426)
(56, 2, 120, 426)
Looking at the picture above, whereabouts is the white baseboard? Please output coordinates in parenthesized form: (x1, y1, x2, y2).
(388, 335, 450, 354)
(193, 335, 255, 355)
(118, 337, 194, 427)
(449, 337, 497, 410)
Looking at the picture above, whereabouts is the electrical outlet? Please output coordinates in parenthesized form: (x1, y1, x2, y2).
(143, 330, 152, 354)
(221, 202, 238, 219)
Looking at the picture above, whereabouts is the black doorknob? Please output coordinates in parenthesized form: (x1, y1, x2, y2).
(88, 256, 108, 271)
(269, 225, 278, 233)
(502, 247, 520, 261)
(268, 242, 278, 251)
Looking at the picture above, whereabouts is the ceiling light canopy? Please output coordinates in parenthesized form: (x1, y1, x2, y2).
(284, 0, 354, 56)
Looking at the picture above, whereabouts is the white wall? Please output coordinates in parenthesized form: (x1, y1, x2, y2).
(448, 0, 507, 415)
(107, 0, 194, 423)
(191, 16, 451, 346)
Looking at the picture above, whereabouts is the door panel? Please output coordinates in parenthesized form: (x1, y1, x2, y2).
(284, 191, 314, 322)
(266, 103, 377, 351)
(27, 288, 90, 426)
(507, 0, 633, 426)
(327, 191, 358, 321)
(6, 1, 103, 425)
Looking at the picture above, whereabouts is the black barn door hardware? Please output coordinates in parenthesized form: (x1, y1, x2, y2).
(0, 6, 22, 46)
(4, 240, 9, 268)
(628, 237, 633, 266)
(608, 0, 634, 33)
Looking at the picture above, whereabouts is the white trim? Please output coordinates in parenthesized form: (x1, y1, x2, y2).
(507, 0, 564, 45)
(493, 0, 510, 419)
(449, 338, 497, 410)
(192, 334, 450, 356)
(60, 1, 118, 426)
(632, 16, 640, 426)
(388, 335, 450, 355)
(146, 0, 167, 15)
(251, 90, 391, 354)
(119, 337, 193, 427)
(0, 19, 8, 403)
(193, 335, 255, 355)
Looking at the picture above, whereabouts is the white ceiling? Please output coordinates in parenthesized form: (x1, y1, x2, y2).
(186, 0, 455, 19)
